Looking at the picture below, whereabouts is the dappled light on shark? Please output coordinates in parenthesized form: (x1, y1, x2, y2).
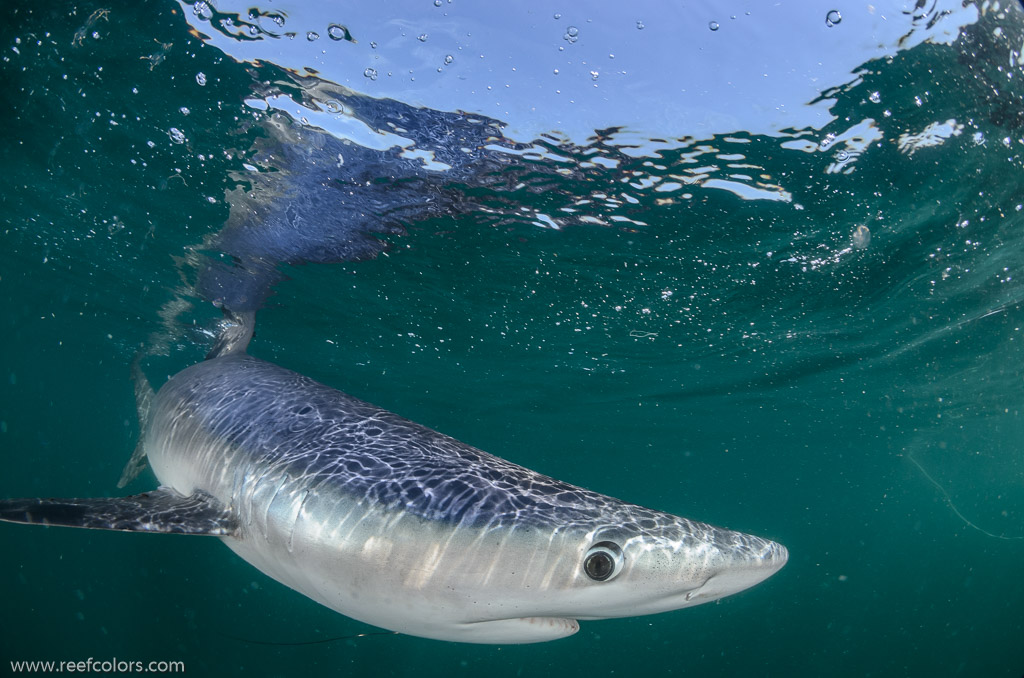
(0, 310, 786, 643)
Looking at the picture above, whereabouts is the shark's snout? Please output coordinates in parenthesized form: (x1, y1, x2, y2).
(686, 536, 788, 604)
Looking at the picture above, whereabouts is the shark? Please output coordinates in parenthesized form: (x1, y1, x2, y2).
(0, 312, 787, 643)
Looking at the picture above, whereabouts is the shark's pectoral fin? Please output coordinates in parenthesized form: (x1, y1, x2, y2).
(0, 487, 237, 536)
(458, 617, 580, 644)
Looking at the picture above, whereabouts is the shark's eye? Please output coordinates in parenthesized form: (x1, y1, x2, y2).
(583, 541, 624, 582)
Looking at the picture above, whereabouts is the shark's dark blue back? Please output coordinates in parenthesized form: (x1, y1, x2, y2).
(153, 352, 718, 537)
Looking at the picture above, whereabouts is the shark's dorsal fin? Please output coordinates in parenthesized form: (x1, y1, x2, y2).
(207, 307, 256, 359)
(117, 308, 255, 488)
(0, 487, 237, 535)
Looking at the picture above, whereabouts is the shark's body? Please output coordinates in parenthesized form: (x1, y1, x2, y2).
(0, 346, 786, 643)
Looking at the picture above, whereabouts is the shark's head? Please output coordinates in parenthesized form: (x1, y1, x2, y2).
(550, 516, 788, 621)
(374, 498, 788, 644)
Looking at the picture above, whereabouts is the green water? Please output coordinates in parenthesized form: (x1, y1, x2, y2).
(2, 2, 1024, 676)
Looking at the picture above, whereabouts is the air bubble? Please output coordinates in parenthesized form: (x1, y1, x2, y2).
(636, 20, 644, 29)
(168, 128, 185, 144)
(553, 12, 562, 19)
(708, 21, 720, 31)
(363, 67, 378, 80)
(564, 25, 579, 43)
(590, 70, 599, 81)
(435, 0, 442, 6)
(306, 31, 319, 41)
(825, 10, 842, 27)
(193, 2, 213, 21)
(327, 24, 350, 41)
(869, 91, 880, 103)
(418, 33, 428, 42)
(444, 54, 454, 65)
(195, 72, 207, 86)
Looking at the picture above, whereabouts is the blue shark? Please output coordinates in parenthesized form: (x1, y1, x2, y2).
(0, 316, 786, 643)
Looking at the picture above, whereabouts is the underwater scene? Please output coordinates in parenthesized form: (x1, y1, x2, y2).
(2, 0, 1023, 676)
